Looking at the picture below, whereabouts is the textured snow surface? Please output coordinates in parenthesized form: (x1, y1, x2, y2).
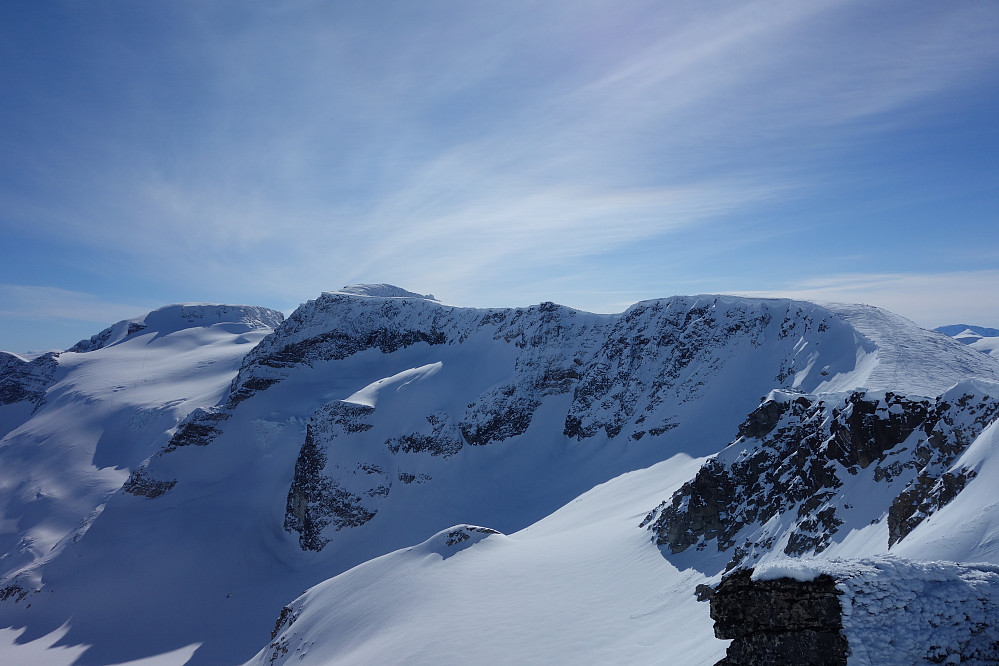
(821, 303, 999, 396)
(342, 362, 443, 408)
(68, 304, 284, 353)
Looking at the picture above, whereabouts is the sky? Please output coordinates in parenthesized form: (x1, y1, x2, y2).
(1, 0, 998, 354)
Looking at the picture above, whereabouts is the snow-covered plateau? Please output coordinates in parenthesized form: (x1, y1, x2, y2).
(2, 286, 998, 665)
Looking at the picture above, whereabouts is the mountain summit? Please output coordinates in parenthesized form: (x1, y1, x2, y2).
(68, 303, 285, 353)
(330, 283, 438, 300)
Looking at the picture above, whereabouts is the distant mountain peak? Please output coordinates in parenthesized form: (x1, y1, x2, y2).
(936, 324, 999, 357)
(331, 284, 438, 301)
(935, 324, 999, 339)
(68, 303, 285, 353)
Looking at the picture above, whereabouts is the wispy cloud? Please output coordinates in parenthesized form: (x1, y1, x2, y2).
(732, 271, 999, 329)
(0, 285, 156, 324)
(1, 0, 997, 346)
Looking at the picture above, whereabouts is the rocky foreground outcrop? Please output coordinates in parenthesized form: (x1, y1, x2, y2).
(711, 569, 847, 666)
(711, 558, 999, 665)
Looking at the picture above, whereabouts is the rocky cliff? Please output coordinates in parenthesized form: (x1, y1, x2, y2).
(644, 379, 999, 571)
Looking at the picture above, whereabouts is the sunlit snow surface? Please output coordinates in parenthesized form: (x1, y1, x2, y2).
(249, 454, 723, 665)
(936, 325, 999, 357)
(342, 362, 443, 408)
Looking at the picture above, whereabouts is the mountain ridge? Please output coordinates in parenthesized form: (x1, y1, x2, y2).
(2, 286, 998, 665)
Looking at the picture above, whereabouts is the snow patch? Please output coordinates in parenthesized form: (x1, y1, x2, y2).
(342, 362, 444, 408)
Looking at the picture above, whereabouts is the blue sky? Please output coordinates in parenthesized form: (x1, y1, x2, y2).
(1, 0, 998, 353)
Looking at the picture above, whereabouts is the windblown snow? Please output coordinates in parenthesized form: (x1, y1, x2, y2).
(1, 286, 998, 665)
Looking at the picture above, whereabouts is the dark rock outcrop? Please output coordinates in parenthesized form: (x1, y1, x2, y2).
(122, 466, 178, 498)
(887, 390, 999, 545)
(69, 322, 147, 353)
(711, 569, 847, 666)
(386, 412, 463, 457)
(0, 351, 58, 408)
(713, 558, 999, 665)
(645, 386, 999, 569)
(266, 605, 299, 664)
(282, 401, 390, 550)
(162, 408, 231, 452)
(284, 417, 379, 551)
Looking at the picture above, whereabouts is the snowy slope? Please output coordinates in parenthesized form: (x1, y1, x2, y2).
(1, 287, 998, 665)
(893, 413, 999, 563)
(250, 454, 722, 666)
(255, 381, 999, 666)
(823, 305, 998, 395)
(0, 305, 283, 599)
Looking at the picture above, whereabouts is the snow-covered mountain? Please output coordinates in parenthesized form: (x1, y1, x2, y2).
(2, 286, 998, 665)
(936, 324, 999, 357)
(0, 304, 283, 654)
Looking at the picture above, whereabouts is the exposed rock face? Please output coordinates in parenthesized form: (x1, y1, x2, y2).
(283, 402, 385, 551)
(69, 321, 148, 353)
(0, 584, 29, 603)
(711, 569, 847, 666)
(270, 296, 874, 550)
(386, 411, 463, 457)
(162, 408, 231, 452)
(122, 466, 177, 498)
(645, 384, 999, 569)
(224, 294, 459, 409)
(265, 605, 298, 665)
(562, 299, 855, 441)
(0, 351, 58, 408)
(443, 525, 499, 546)
(886, 389, 999, 546)
(160, 294, 867, 459)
